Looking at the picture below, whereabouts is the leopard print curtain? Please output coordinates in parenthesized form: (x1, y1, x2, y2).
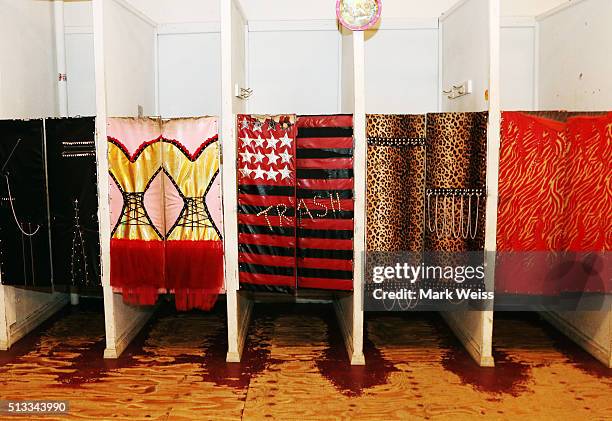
(424, 112, 488, 253)
(366, 112, 488, 254)
(366, 115, 426, 252)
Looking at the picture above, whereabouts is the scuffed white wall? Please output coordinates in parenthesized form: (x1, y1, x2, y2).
(538, 0, 612, 110)
(103, 0, 156, 116)
(440, 0, 490, 112)
(0, 0, 58, 118)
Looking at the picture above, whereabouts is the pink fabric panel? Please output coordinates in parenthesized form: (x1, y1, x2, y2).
(162, 117, 218, 156)
(106, 118, 161, 156)
(206, 173, 223, 234)
(143, 171, 166, 235)
(163, 172, 184, 234)
(109, 176, 123, 230)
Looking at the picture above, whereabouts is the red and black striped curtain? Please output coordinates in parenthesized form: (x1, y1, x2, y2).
(237, 114, 355, 292)
(237, 115, 298, 292)
(296, 115, 354, 291)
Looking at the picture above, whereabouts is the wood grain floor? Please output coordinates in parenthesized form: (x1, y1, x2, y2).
(0, 299, 610, 420)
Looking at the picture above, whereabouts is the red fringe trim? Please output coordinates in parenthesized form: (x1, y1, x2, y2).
(110, 239, 165, 289)
(110, 239, 225, 310)
(165, 240, 224, 290)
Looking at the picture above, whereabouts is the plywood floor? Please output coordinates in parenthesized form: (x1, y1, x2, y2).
(0, 299, 610, 420)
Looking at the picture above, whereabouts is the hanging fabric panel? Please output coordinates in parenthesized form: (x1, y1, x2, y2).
(295, 115, 354, 291)
(564, 113, 611, 253)
(45, 117, 101, 289)
(108, 117, 165, 305)
(563, 113, 611, 293)
(162, 117, 223, 310)
(366, 114, 426, 253)
(497, 111, 611, 295)
(237, 115, 298, 292)
(424, 112, 488, 253)
(0, 119, 52, 289)
(496, 112, 566, 295)
(422, 112, 488, 294)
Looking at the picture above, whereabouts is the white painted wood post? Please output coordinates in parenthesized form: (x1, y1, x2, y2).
(93, 0, 154, 359)
(0, 285, 7, 350)
(480, 0, 501, 367)
(222, 0, 252, 363)
(350, 30, 366, 365)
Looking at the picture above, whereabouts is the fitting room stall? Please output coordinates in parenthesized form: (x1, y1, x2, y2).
(222, 0, 366, 364)
(92, 0, 224, 358)
(498, 0, 612, 367)
(0, 0, 100, 350)
(362, 0, 499, 367)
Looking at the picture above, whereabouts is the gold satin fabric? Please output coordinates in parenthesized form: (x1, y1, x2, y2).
(163, 141, 220, 242)
(108, 140, 163, 241)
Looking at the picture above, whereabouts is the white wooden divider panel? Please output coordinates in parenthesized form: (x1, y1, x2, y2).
(438, 0, 497, 367)
(538, 0, 612, 110)
(93, 0, 156, 359)
(0, 0, 68, 351)
(534, 0, 612, 368)
(440, 0, 490, 112)
(223, 0, 251, 363)
(102, 0, 156, 117)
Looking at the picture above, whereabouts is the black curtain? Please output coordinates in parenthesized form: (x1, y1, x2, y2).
(45, 117, 101, 289)
(0, 120, 52, 289)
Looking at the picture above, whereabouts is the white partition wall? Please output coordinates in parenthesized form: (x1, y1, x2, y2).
(499, 0, 612, 368)
(439, 0, 492, 112)
(0, 1, 59, 118)
(338, 28, 366, 365)
(222, 0, 250, 363)
(537, 0, 612, 368)
(0, 0, 69, 351)
(92, 0, 157, 358)
(438, 0, 498, 367)
(537, 0, 612, 110)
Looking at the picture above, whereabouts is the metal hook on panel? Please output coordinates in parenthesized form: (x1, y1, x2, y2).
(461, 195, 470, 239)
(235, 85, 253, 100)
(469, 192, 481, 240)
(427, 190, 436, 233)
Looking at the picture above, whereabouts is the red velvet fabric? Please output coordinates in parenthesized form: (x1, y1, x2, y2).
(110, 238, 165, 305)
(496, 112, 611, 295)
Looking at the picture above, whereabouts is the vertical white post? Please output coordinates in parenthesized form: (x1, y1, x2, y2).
(54, 0, 68, 117)
(351, 31, 366, 365)
(222, 0, 252, 363)
(480, 0, 501, 366)
(0, 284, 7, 350)
(92, 0, 117, 357)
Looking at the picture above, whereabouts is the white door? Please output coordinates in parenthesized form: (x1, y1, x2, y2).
(65, 32, 96, 117)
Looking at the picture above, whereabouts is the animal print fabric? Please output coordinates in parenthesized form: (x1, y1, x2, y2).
(366, 114, 426, 252)
(424, 112, 488, 253)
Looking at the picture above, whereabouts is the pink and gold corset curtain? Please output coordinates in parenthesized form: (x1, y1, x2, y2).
(162, 118, 223, 310)
(108, 117, 224, 309)
(108, 118, 164, 305)
(496, 112, 611, 295)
